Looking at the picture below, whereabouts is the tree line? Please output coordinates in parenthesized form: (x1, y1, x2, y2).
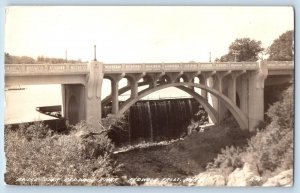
(215, 30, 293, 62)
(5, 53, 85, 64)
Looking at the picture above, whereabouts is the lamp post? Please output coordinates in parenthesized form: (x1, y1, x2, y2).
(94, 45, 97, 61)
(65, 50, 67, 63)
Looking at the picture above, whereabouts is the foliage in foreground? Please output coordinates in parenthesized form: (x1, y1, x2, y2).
(207, 86, 294, 178)
(5, 121, 122, 185)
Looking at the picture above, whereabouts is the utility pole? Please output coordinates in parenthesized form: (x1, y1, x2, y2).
(232, 50, 240, 62)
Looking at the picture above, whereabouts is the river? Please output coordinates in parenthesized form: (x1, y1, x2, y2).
(4, 85, 62, 124)
(4, 83, 190, 125)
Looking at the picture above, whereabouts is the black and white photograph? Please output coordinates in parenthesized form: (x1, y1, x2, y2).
(4, 6, 294, 186)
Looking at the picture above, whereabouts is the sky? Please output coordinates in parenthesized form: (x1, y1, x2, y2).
(4, 6, 294, 63)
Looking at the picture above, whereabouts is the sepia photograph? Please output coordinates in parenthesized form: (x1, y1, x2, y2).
(4, 6, 294, 186)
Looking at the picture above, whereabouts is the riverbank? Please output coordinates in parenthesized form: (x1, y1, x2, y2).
(4, 117, 251, 186)
(113, 117, 252, 184)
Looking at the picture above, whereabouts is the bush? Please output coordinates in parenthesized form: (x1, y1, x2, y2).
(207, 146, 244, 172)
(206, 86, 294, 178)
(5, 121, 121, 185)
(102, 115, 129, 147)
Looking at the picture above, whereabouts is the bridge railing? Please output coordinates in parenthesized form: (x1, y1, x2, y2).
(5, 61, 294, 75)
(103, 62, 259, 73)
(5, 63, 89, 75)
(265, 61, 294, 70)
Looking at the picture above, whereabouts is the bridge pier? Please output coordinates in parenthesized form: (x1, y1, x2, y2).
(109, 74, 124, 114)
(198, 74, 208, 100)
(247, 62, 268, 130)
(238, 75, 249, 115)
(61, 84, 86, 125)
(228, 75, 237, 105)
(85, 61, 103, 127)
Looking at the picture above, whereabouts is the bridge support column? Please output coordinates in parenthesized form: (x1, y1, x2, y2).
(198, 73, 213, 100)
(127, 73, 145, 99)
(130, 81, 138, 99)
(86, 61, 103, 128)
(185, 71, 201, 91)
(239, 75, 249, 115)
(109, 74, 124, 114)
(206, 73, 217, 124)
(228, 76, 237, 105)
(146, 72, 165, 88)
(248, 62, 268, 131)
(201, 77, 208, 99)
(215, 71, 231, 122)
(111, 80, 120, 114)
(228, 71, 245, 105)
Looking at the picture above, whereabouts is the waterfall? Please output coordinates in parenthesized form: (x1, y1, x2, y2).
(127, 98, 208, 144)
(146, 101, 153, 142)
(104, 98, 208, 146)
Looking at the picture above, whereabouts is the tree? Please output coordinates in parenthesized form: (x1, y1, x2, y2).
(268, 30, 294, 61)
(5, 53, 13, 64)
(5, 53, 35, 64)
(216, 38, 264, 62)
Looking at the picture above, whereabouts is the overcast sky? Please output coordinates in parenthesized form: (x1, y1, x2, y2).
(5, 6, 294, 63)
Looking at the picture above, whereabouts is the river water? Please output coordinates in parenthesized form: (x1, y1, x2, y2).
(4, 83, 190, 125)
(4, 85, 62, 124)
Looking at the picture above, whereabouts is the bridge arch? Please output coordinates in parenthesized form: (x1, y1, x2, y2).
(102, 82, 218, 123)
(116, 82, 248, 130)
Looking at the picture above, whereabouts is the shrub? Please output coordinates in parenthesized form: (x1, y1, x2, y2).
(102, 115, 129, 146)
(266, 86, 294, 129)
(207, 145, 244, 171)
(5, 120, 121, 185)
(206, 85, 294, 178)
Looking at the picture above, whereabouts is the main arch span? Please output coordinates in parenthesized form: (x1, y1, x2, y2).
(101, 81, 219, 123)
(115, 82, 248, 130)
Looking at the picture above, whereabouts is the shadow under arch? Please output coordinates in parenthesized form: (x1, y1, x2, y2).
(68, 95, 79, 125)
(116, 82, 248, 130)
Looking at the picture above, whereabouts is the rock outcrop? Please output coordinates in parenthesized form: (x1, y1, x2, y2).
(227, 163, 262, 186)
(194, 171, 226, 186)
(263, 169, 293, 187)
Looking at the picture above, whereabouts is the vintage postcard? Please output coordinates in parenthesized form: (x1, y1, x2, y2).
(4, 6, 294, 186)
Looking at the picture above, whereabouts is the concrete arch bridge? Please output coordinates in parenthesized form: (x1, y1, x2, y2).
(5, 60, 293, 130)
